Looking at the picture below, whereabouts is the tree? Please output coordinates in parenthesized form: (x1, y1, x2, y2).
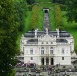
(52, 0, 65, 4)
(0, 0, 18, 75)
(26, 0, 35, 5)
(14, 0, 27, 31)
(65, 0, 77, 22)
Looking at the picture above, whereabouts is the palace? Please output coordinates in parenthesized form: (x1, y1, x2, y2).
(19, 28, 74, 66)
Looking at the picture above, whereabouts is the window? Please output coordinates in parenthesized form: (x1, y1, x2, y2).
(41, 50, 44, 54)
(30, 49, 33, 54)
(41, 47, 44, 54)
(50, 47, 53, 54)
(62, 48, 64, 54)
(31, 57, 33, 60)
(50, 50, 53, 54)
(62, 57, 64, 60)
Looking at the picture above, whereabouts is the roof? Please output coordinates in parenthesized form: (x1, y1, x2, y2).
(27, 39, 38, 44)
(24, 30, 70, 38)
(56, 39, 68, 43)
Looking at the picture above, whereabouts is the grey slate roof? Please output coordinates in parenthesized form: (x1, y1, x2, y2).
(27, 39, 38, 44)
(56, 39, 68, 43)
(24, 30, 70, 37)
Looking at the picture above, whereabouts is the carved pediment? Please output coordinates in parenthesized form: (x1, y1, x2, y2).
(39, 34, 55, 42)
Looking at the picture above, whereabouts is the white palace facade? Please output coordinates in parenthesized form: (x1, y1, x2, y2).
(19, 28, 74, 66)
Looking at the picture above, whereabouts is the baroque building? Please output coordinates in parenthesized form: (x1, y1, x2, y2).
(19, 28, 74, 66)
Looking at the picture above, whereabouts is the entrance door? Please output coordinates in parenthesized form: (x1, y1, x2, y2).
(51, 58, 53, 65)
(46, 58, 49, 65)
(41, 58, 44, 65)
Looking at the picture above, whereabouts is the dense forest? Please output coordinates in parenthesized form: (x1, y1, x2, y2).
(0, 0, 27, 75)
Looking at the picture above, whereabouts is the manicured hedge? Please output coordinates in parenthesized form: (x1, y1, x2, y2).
(54, 4, 63, 29)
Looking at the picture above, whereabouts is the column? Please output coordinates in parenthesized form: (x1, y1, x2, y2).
(44, 57, 46, 65)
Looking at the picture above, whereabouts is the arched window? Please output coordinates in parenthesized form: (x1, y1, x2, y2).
(50, 47, 53, 54)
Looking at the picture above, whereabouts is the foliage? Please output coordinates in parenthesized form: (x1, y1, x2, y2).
(75, 45, 77, 53)
(54, 4, 63, 29)
(65, 0, 77, 22)
(52, 0, 66, 4)
(26, 0, 35, 5)
(14, 0, 27, 32)
(9, 69, 16, 76)
(0, 0, 18, 76)
(30, 5, 38, 30)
